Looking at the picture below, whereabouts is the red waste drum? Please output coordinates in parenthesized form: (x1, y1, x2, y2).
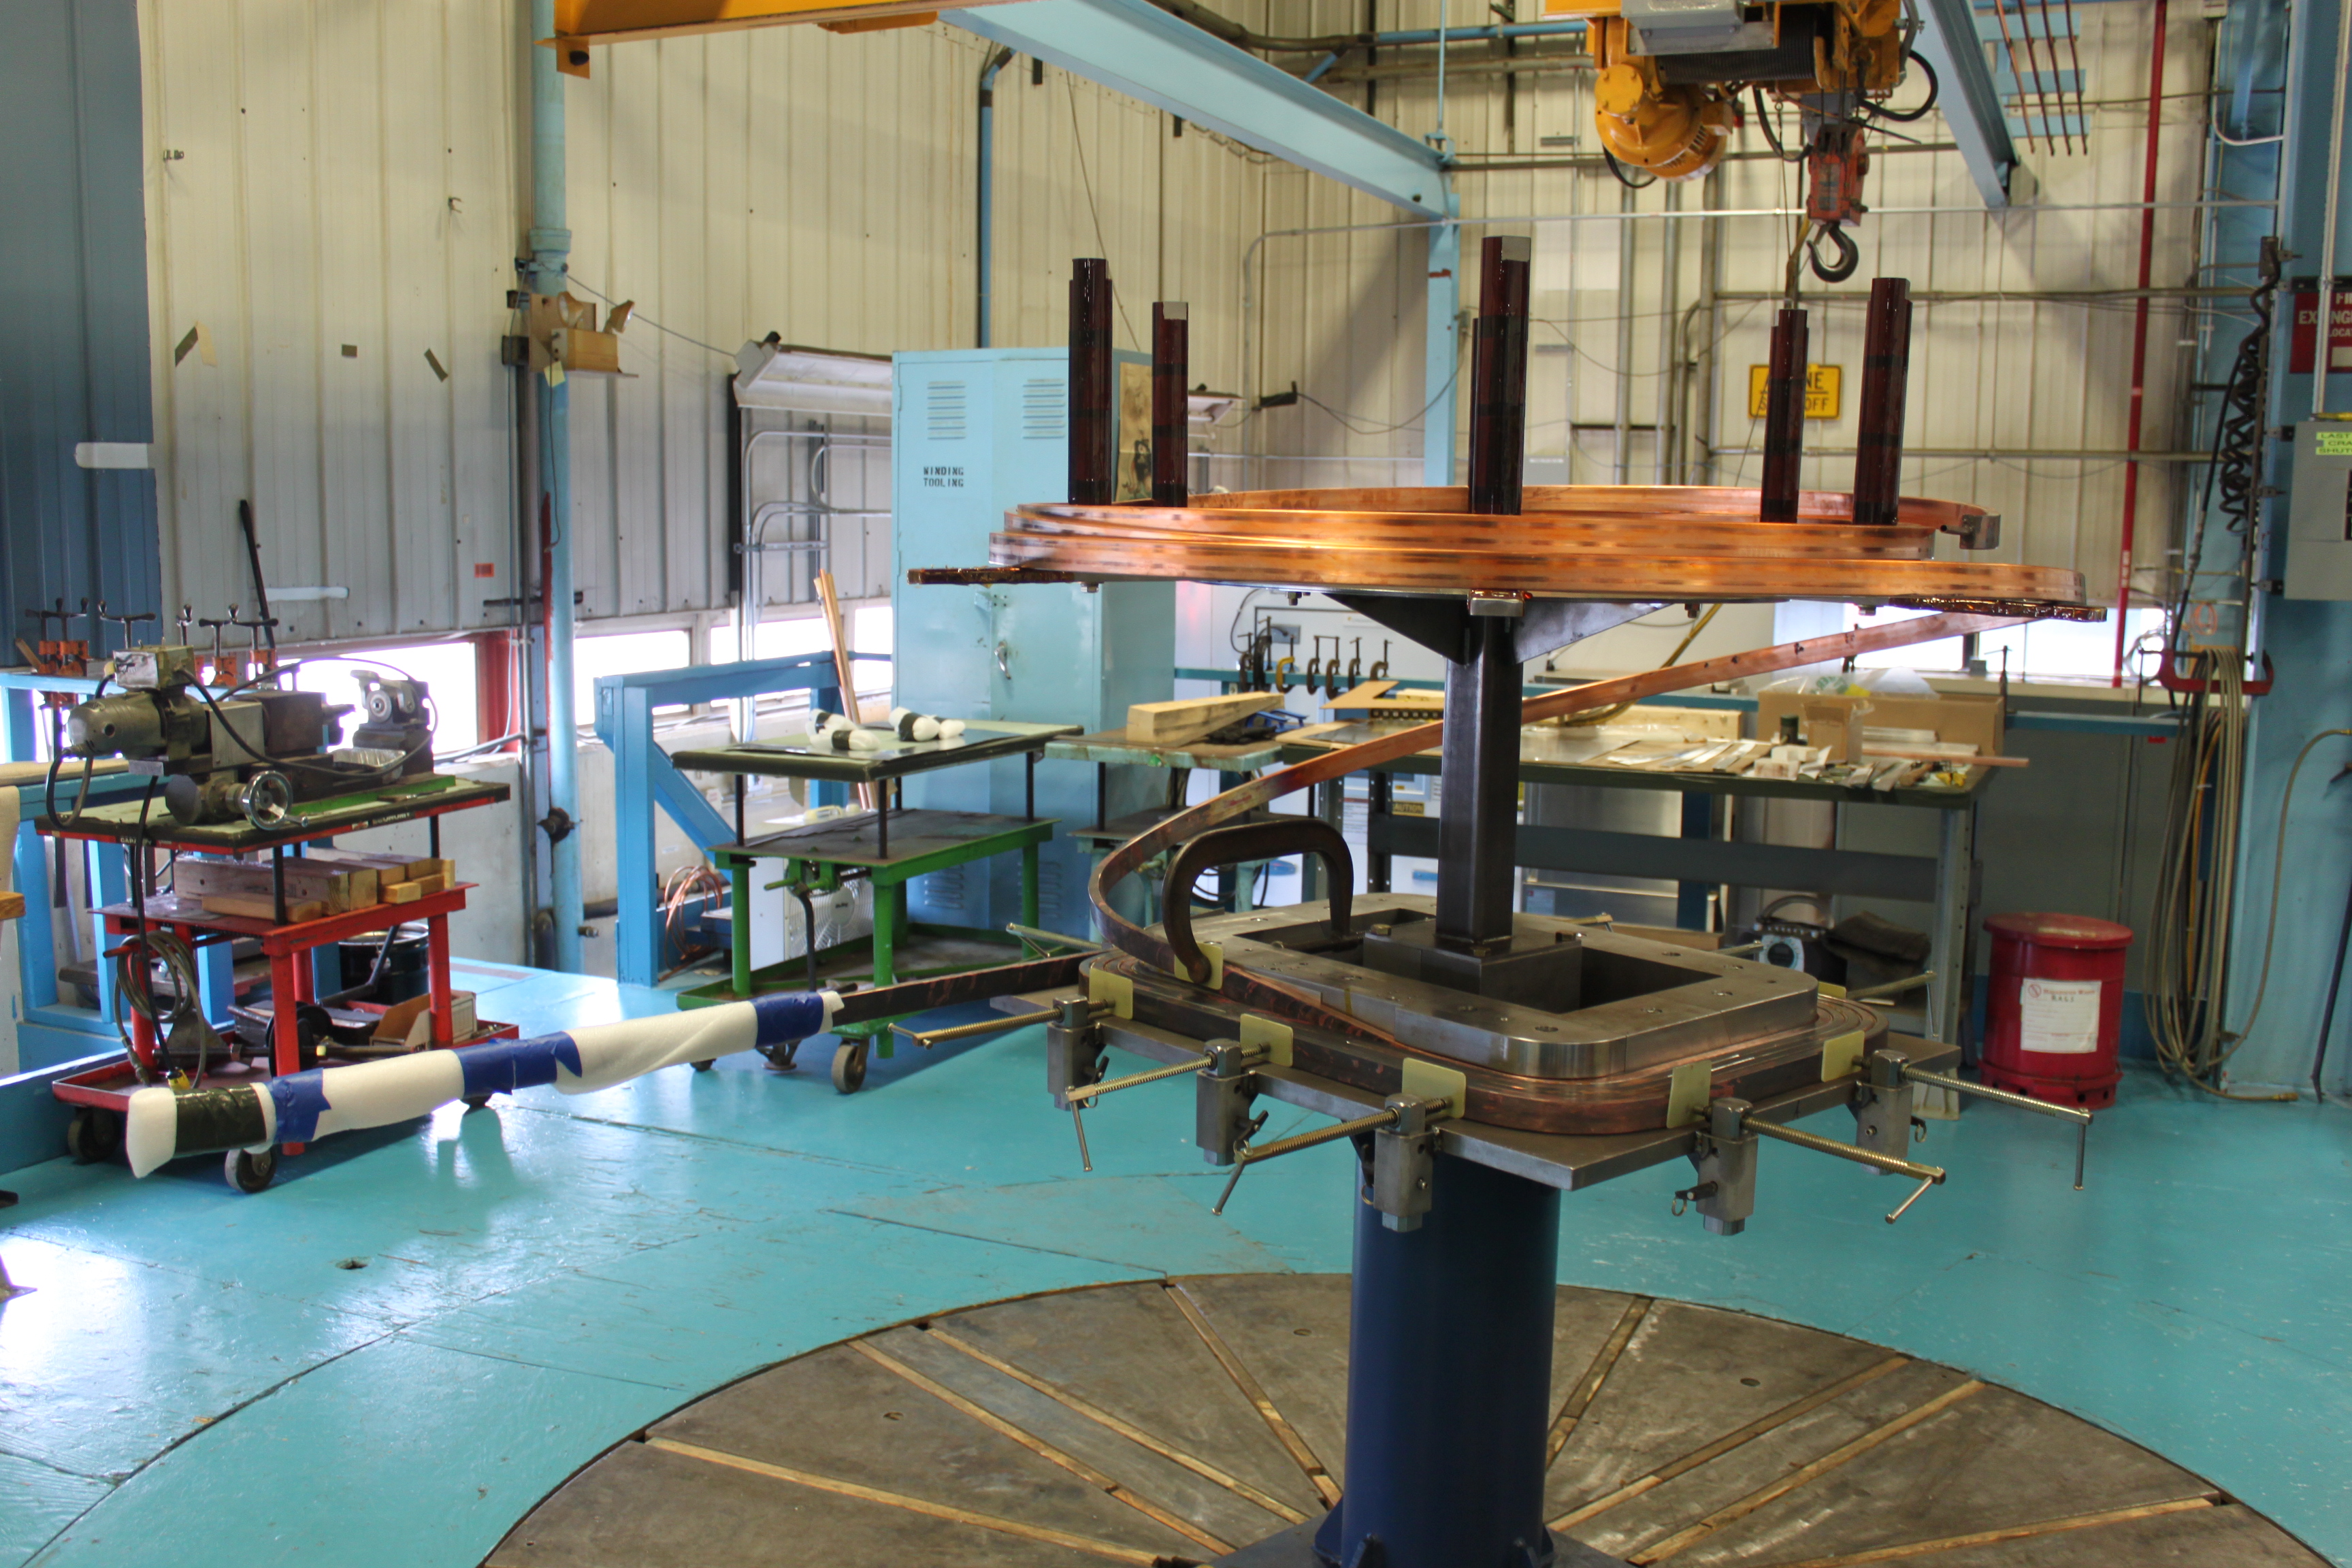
(1980, 912, 2132, 1109)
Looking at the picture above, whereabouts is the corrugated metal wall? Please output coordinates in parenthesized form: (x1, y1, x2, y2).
(2, 0, 161, 652)
(1232, 0, 2215, 606)
(138, 0, 524, 645)
(139, 3, 1268, 638)
(137, 0, 2208, 627)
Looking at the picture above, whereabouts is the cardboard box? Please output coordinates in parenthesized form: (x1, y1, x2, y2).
(1752, 690, 2004, 756)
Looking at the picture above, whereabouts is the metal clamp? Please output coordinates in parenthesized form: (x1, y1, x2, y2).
(1682, 1097, 1759, 1235)
(1162, 818, 1354, 986)
(1901, 1062, 2093, 1190)
(1195, 1038, 1271, 1166)
(1211, 1093, 1454, 1218)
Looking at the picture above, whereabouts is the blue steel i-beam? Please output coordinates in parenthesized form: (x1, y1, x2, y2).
(1425, 207, 1463, 486)
(942, 0, 1449, 217)
(1910, 0, 2018, 208)
(531, 0, 583, 973)
(1320, 1152, 1563, 1567)
(594, 653, 875, 987)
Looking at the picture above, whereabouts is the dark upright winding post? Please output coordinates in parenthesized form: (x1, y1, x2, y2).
(1851, 276, 1914, 527)
(1068, 258, 1115, 505)
(1759, 306, 1811, 523)
(1152, 301, 1189, 507)
(1467, 235, 1533, 517)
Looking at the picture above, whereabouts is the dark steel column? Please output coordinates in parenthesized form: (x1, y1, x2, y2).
(1322, 1152, 1563, 1568)
(1068, 258, 1115, 505)
(1467, 235, 1533, 516)
(1152, 302, 1189, 506)
(1850, 277, 1913, 527)
(1759, 306, 1810, 523)
(1435, 613, 1522, 951)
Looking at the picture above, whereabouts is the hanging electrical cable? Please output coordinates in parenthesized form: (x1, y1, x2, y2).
(2143, 651, 2291, 1098)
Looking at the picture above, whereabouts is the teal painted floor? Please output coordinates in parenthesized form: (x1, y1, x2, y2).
(1, 960, 2347, 1567)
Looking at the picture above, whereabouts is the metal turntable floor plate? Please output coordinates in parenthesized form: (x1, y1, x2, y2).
(485, 1277, 2321, 1568)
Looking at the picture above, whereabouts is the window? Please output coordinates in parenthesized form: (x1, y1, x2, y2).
(708, 610, 894, 704)
(573, 630, 692, 716)
(291, 641, 480, 757)
(1839, 605, 2167, 684)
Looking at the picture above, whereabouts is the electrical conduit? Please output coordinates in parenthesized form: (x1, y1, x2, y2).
(532, 0, 584, 972)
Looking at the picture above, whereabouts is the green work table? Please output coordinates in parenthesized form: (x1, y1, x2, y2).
(679, 804, 1061, 1093)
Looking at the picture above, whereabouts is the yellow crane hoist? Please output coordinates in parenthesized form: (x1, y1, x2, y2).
(1546, 0, 1935, 280)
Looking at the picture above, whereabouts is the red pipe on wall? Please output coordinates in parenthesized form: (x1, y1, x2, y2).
(2110, 0, 2168, 686)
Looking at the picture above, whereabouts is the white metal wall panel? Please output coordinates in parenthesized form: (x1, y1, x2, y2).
(140, 0, 2201, 630)
(140, 8, 1267, 638)
(142, 0, 525, 644)
(1221, 0, 2211, 604)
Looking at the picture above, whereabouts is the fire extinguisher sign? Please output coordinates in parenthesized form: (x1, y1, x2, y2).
(2289, 289, 2352, 375)
(2018, 977, 2102, 1055)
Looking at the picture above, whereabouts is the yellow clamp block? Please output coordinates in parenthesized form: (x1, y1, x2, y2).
(1400, 1057, 1468, 1119)
(1239, 1015, 1294, 1068)
(1667, 1059, 1712, 1128)
(1087, 968, 1134, 1020)
(1820, 1029, 1867, 1081)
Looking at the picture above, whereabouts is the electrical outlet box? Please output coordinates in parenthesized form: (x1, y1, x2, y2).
(2285, 419, 2352, 600)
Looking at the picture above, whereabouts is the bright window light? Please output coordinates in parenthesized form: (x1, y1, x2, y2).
(291, 642, 480, 756)
(575, 630, 691, 715)
(1839, 606, 2167, 683)
(708, 612, 893, 700)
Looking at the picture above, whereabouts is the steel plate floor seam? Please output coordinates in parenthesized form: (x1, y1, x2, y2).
(0, 963, 2345, 1567)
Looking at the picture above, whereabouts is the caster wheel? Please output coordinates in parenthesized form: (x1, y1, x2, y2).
(757, 1039, 802, 1071)
(225, 1148, 277, 1194)
(461, 1094, 493, 1111)
(831, 1042, 868, 1094)
(65, 1107, 121, 1164)
(691, 1059, 715, 1073)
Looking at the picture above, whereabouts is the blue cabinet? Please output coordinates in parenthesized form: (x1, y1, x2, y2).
(891, 348, 1172, 935)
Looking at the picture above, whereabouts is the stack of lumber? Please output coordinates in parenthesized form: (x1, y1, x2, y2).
(308, 848, 456, 906)
(1124, 692, 1277, 747)
(178, 849, 457, 923)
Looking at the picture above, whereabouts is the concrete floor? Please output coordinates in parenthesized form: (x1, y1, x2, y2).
(1, 960, 2347, 1568)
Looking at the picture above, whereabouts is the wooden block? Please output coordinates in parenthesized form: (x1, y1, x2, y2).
(308, 847, 442, 879)
(0, 889, 26, 922)
(403, 873, 447, 898)
(1322, 680, 1398, 711)
(201, 892, 329, 924)
(372, 993, 431, 1042)
(381, 881, 426, 906)
(1125, 691, 1278, 747)
(176, 857, 374, 913)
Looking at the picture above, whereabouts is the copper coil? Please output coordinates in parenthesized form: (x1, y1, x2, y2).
(990, 485, 2080, 608)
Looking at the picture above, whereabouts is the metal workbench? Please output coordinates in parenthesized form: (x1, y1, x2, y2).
(670, 719, 1081, 1091)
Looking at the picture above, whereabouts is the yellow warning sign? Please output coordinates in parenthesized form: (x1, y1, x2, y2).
(1746, 363, 1842, 421)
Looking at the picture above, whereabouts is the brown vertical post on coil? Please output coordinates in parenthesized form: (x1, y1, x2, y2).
(1152, 301, 1189, 507)
(1467, 235, 1533, 516)
(1759, 307, 1810, 523)
(1850, 277, 1914, 527)
(1068, 258, 1115, 504)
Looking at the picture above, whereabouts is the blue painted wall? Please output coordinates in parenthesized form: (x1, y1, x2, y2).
(0, 0, 161, 654)
(2224, 0, 2352, 1092)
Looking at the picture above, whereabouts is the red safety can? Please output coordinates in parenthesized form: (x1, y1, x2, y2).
(1979, 912, 2132, 1109)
